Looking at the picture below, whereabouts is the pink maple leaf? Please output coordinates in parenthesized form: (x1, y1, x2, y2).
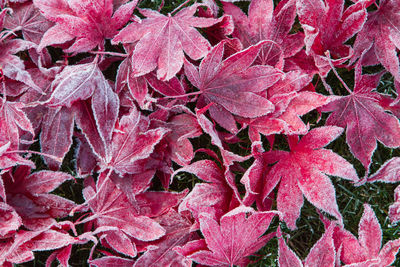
(243, 91, 335, 142)
(185, 40, 282, 133)
(296, 0, 368, 75)
(100, 107, 168, 174)
(223, 0, 303, 67)
(322, 64, 400, 171)
(79, 173, 166, 242)
(113, 4, 224, 81)
(0, 98, 34, 149)
(0, 229, 77, 266)
(176, 206, 278, 266)
(133, 209, 194, 267)
(262, 126, 358, 229)
(332, 204, 400, 266)
(0, 39, 41, 92)
(2, 166, 76, 230)
(278, 224, 336, 266)
(34, 0, 138, 52)
(4, 2, 53, 44)
(174, 160, 234, 219)
(352, 0, 400, 80)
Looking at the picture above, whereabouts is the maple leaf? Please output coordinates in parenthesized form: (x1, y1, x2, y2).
(4, 2, 53, 44)
(363, 157, 400, 223)
(112, 4, 226, 81)
(278, 224, 336, 267)
(2, 166, 76, 230)
(331, 204, 400, 266)
(34, 0, 138, 52)
(262, 126, 358, 229)
(151, 112, 202, 166)
(296, 0, 368, 75)
(80, 173, 166, 242)
(0, 39, 42, 92)
(134, 209, 194, 267)
(46, 244, 72, 267)
(0, 98, 34, 149)
(176, 206, 278, 266)
(243, 91, 335, 142)
(223, 0, 303, 67)
(45, 59, 119, 163)
(0, 142, 35, 170)
(174, 160, 234, 219)
(0, 228, 82, 266)
(185, 40, 282, 133)
(116, 53, 188, 109)
(322, 64, 400, 171)
(195, 109, 248, 169)
(367, 157, 400, 183)
(99, 107, 168, 174)
(45, 60, 111, 108)
(352, 0, 400, 80)
(0, 202, 22, 238)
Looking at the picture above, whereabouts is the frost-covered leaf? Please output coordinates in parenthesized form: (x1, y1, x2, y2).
(262, 126, 358, 229)
(352, 0, 400, 80)
(4, 2, 53, 44)
(297, 0, 367, 75)
(185, 41, 282, 133)
(113, 4, 224, 80)
(177, 207, 277, 266)
(223, 0, 302, 67)
(322, 65, 400, 171)
(333, 204, 400, 266)
(82, 173, 166, 241)
(103, 107, 168, 174)
(34, 0, 138, 52)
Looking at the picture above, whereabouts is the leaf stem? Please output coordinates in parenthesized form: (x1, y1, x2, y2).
(0, 26, 22, 42)
(163, 91, 202, 99)
(89, 51, 128, 57)
(325, 51, 353, 94)
(171, 0, 191, 15)
(4, 150, 63, 162)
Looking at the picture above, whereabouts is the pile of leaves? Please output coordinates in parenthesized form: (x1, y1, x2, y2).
(1, 0, 400, 265)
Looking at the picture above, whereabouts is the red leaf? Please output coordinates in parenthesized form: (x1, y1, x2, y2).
(322, 65, 400, 171)
(3, 167, 76, 230)
(134, 210, 193, 267)
(45, 61, 104, 108)
(0, 99, 34, 149)
(90, 256, 135, 267)
(34, 0, 138, 52)
(334, 204, 400, 266)
(352, 0, 400, 80)
(186, 41, 282, 133)
(113, 4, 223, 80)
(367, 157, 400, 183)
(0, 39, 41, 92)
(0, 202, 22, 237)
(181, 207, 277, 266)
(5, 2, 53, 44)
(104, 107, 168, 174)
(83, 173, 166, 241)
(304, 224, 336, 266)
(40, 107, 74, 170)
(297, 0, 367, 75)
(262, 126, 358, 229)
(223, 0, 302, 66)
